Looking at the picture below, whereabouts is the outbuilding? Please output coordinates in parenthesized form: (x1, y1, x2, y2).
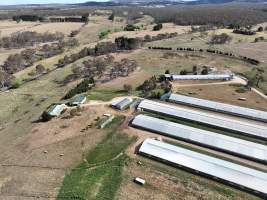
(111, 98, 133, 110)
(72, 95, 87, 106)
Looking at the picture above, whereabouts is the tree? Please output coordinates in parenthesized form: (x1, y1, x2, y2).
(258, 26, 264, 32)
(35, 64, 45, 74)
(123, 84, 132, 92)
(124, 24, 140, 31)
(81, 13, 89, 23)
(210, 33, 232, 44)
(201, 68, 209, 75)
(109, 13, 115, 21)
(153, 23, 163, 31)
(165, 69, 170, 74)
(10, 79, 20, 89)
(180, 70, 188, 75)
(144, 35, 151, 42)
(192, 65, 197, 74)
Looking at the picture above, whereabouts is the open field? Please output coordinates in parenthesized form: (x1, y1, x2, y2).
(174, 84, 267, 111)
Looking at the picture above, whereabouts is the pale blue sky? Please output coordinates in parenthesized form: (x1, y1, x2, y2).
(0, 0, 102, 5)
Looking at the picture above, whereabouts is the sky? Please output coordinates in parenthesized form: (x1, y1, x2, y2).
(0, 0, 99, 5)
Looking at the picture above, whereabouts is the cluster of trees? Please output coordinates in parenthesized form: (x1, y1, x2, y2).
(64, 78, 95, 99)
(144, 32, 178, 42)
(57, 37, 142, 68)
(2, 49, 38, 74)
(50, 14, 89, 23)
(254, 37, 265, 43)
(0, 70, 14, 89)
(66, 55, 137, 84)
(13, 15, 44, 22)
(124, 24, 140, 31)
(63, 55, 137, 97)
(233, 28, 256, 35)
(0, 38, 78, 88)
(0, 31, 64, 49)
(12, 14, 89, 23)
(210, 33, 232, 44)
(137, 76, 172, 98)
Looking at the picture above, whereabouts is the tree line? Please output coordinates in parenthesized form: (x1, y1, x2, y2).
(0, 38, 79, 88)
(57, 37, 143, 68)
(148, 46, 260, 65)
(0, 31, 64, 49)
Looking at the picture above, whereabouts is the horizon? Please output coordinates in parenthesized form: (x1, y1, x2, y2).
(0, 0, 109, 6)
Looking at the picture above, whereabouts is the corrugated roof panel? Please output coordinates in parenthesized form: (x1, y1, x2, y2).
(169, 94, 267, 122)
(171, 74, 233, 80)
(139, 139, 267, 196)
(132, 115, 267, 162)
(112, 98, 133, 110)
(137, 100, 267, 139)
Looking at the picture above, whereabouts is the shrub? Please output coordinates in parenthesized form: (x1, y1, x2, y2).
(124, 24, 140, 31)
(10, 80, 20, 89)
(153, 23, 163, 31)
(64, 78, 94, 99)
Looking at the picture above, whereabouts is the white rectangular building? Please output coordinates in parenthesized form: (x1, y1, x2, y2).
(168, 93, 267, 122)
(170, 74, 233, 81)
(137, 100, 267, 140)
(139, 139, 267, 197)
(132, 115, 267, 162)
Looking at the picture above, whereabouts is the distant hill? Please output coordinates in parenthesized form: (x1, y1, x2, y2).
(78, 0, 267, 6)
(0, 0, 266, 7)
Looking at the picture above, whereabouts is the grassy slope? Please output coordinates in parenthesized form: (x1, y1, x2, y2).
(57, 116, 136, 200)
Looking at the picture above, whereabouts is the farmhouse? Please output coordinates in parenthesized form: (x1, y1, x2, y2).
(111, 98, 133, 110)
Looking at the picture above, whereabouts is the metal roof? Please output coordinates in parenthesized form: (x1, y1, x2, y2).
(112, 98, 133, 110)
(139, 139, 267, 196)
(72, 95, 87, 105)
(137, 100, 267, 139)
(48, 104, 65, 116)
(169, 93, 267, 122)
(132, 115, 267, 162)
(171, 74, 233, 80)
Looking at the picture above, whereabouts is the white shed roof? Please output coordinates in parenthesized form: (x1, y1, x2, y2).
(171, 74, 233, 80)
(137, 100, 267, 139)
(139, 139, 267, 196)
(169, 93, 267, 122)
(133, 115, 267, 162)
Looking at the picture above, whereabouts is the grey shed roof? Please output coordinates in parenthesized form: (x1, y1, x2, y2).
(112, 98, 133, 110)
(169, 93, 267, 122)
(132, 115, 267, 162)
(137, 100, 267, 139)
(139, 139, 267, 196)
(72, 95, 87, 105)
(47, 104, 65, 117)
